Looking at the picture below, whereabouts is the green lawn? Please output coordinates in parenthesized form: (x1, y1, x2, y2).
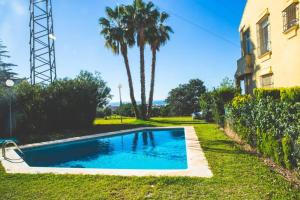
(0, 117, 299, 199)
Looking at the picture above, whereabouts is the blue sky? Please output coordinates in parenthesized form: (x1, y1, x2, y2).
(0, 0, 246, 102)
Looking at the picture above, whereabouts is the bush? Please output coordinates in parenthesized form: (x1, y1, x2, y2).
(159, 105, 171, 117)
(227, 94, 300, 170)
(282, 135, 296, 169)
(254, 87, 300, 102)
(8, 71, 111, 138)
(280, 87, 300, 103)
(199, 93, 213, 122)
(0, 86, 9, 135)
(114, 103, 135, 117)
(254, 88, 281, 100)
(14, 82, 48, 135)
(204, 87, 238, 126)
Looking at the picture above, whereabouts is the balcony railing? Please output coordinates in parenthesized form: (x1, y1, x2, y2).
(235, 54, 253, 79)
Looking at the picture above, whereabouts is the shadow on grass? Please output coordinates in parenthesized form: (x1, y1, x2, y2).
(18, 124, 155, 145)
(202, 147, 246, 155)
(148, 119, 207, 125)
(204, 140, 236, 147)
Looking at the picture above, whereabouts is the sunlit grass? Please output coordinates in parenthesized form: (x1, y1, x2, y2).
(1, 117, 299, 199)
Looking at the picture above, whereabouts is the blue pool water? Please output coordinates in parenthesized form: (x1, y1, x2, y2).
(20, 129, 188, 170)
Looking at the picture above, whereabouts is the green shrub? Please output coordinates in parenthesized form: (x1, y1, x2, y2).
(227, 95, 300, 170)
(201, 85, 239, 126)
(0, 86, 9, 135)
(282, 135, 296, 169)
(254, 88, 281, 100)
(280, 87, 300, 103)
(9, 71, 111, 138)
(14, 82, 47, 135)
(199, 92, 214, 122)
(254, 87, 300, 102)
(114, 103, 135, 117)
(227, 95, 256, 146)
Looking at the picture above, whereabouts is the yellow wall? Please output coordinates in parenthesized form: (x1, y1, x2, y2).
(238, 0, 300, 89)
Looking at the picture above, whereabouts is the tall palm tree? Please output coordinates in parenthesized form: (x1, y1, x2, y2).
(146, 12, 173, 118)
(132, 0, 158, 120)
(99, 6, 140, 118)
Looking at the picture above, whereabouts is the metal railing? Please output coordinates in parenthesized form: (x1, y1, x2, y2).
(1, 140, 24, 161)
(283, 3, 299, 32)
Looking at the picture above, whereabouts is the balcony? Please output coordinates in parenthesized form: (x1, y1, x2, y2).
(235, 54, 253, 79)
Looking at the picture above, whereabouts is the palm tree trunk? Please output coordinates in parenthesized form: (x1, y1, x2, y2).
(139, 39, 147, 120)
(121, 46, 140, 119)
(147, 46, 156, 119)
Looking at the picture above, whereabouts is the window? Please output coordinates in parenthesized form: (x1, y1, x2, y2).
(283, 3, 299, 32)
(242, 29, 252, 55)
(261, 74, 273, 88)
(257, 16, 271, 55)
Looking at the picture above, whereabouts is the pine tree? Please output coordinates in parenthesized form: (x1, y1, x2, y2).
(0, 40, 18, 85)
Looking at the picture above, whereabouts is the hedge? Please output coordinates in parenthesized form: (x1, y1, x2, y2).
(227, 91, 300, 170)
(200, 86, 239, 126)
(0, 71, 111, 139)
(254, 87, 300, 102)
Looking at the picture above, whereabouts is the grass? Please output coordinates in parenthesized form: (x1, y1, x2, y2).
(0, 117, 299, 199)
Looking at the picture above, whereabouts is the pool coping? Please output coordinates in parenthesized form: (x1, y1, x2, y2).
(0, 126, 213, 178)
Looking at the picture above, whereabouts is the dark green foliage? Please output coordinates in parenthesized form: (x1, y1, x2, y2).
(280, 87, 300, 103)
(7, 71, 111, 139)
(254, 88, 281, 100)
(114, 103, 136, 117)
(227, 91, 300, 170)
(103, 107, 112, 117)
(150, 106, 161, 117)
(0, 86, 9, 134)
(159, 105, 171, 117)
(0, 40, 18, 84)
(199, 93, 213, 122)
(282, 135, 296, 169)
(14, 83, 47, 135)
(166, 79, 206, 116)
(200, 78, 239, 126)
(96, 107, 112, 118)
(254, 87, 300, 103)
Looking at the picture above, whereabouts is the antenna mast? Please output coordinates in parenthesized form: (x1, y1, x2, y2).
(29, 0, 57, 85)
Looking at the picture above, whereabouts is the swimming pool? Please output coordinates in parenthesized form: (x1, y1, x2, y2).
(21, 128, 187, 170)
(1, 127, 213, 177)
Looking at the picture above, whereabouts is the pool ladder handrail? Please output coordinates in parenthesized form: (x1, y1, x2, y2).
(2, 140, 24, 161)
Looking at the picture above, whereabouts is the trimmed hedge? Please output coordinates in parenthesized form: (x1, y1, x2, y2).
(227, 90, 300, 170)
(254, 87, 300, 102)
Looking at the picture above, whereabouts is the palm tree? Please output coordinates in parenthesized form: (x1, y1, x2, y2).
(99, 6, 140, 118)
(146, 12, 173, 118)
(132, 0, 158, 120)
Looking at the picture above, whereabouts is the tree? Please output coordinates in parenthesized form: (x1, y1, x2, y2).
(200, 77, 239, 126)
(166, 79, 206, 116)
(0, 40, 18, 85)
(114, 103, 136, 117)
(99, 6, 140, 118)
(132, 0, 158, 119)
(99, 1, 172, 120)
(146, 11, 173, 119)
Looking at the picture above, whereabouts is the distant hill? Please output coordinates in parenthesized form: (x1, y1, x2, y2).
(110, 100, 166, 107)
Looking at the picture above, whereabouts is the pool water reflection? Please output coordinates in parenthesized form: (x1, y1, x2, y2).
(21, 128, 188, 170)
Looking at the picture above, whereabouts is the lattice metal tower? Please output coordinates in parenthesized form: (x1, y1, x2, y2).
(29, 0, 57, 85)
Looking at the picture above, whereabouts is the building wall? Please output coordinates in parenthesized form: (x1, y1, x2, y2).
(238, 0, 300, 90)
